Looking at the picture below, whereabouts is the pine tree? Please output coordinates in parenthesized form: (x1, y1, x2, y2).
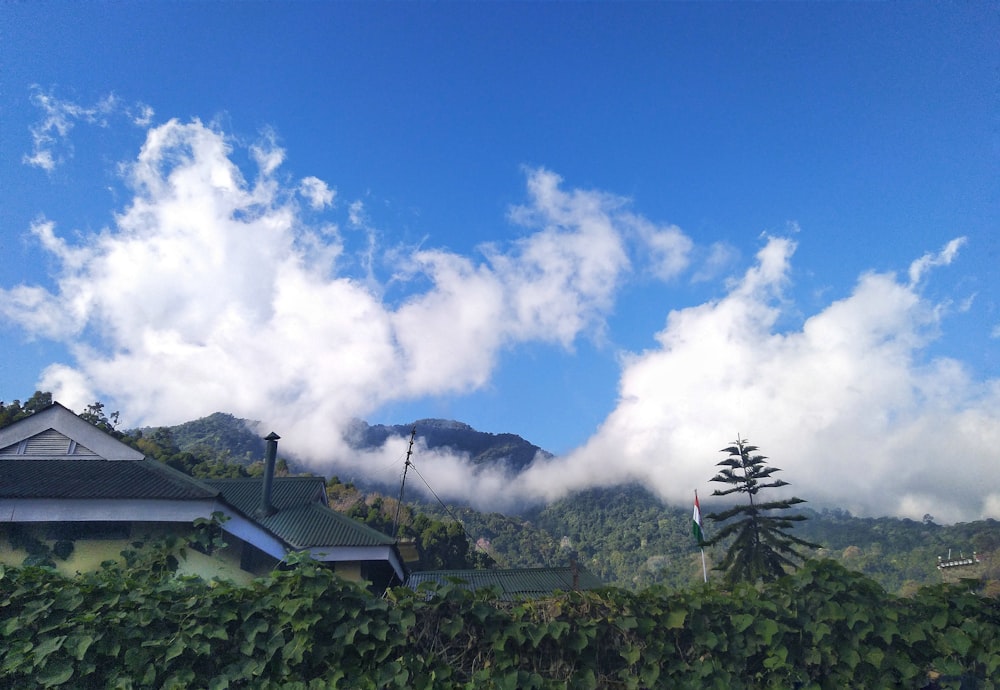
(705, 436, 819, 585)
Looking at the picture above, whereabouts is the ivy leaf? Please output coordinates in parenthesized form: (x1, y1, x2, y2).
(943, 628, 972, 657)
(754, 618, 779, 645)
(36, 658, 74, 687)
(864, 648, 885, 669)
(665, 609, 687, 629)
(730, 613, 753, 633)
(32, 634, 67, 664)
(165, 639, 186, 662)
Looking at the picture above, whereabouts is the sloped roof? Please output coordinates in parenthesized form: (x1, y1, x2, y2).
(0, 403, 144, 461)
(406, 566, 604, 600)
(0, 404, 218, 501)
(204, 477, 396, 549)
(203, 477, 327, 511)
(1, 458, 218, 500)
(1, 403, 398, 566)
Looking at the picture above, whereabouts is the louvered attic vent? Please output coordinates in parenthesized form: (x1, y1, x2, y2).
(0, 428, 98, 457)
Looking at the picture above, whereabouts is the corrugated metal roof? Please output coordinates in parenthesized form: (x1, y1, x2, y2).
(204, 477, 395, 549)
(1, 406, 399, 561)
(406, 567, 604, 600)
(259, 503, 395, 549)
(203, 477, 326, 511)
(0, 458, 219, 500)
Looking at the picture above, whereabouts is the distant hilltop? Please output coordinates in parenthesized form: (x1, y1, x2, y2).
(346, 418, 551, 473)
(142, 412, 551, 475)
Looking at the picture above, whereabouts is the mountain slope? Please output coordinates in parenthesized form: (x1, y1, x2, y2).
(346, 418, 550, 472)
(149, 411, 997, 593)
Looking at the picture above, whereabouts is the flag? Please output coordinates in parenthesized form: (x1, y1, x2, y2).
(692, 491, 704, 544)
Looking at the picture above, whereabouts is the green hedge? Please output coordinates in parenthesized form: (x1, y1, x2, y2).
(1, 554, 997, 689)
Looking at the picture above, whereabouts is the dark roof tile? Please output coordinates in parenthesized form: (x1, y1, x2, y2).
(203, 477, 395, 549)
(0, 458, 218, 500)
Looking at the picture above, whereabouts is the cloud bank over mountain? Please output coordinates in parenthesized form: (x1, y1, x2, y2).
(517, 238, 998, 524)
(3, 113, 996, 522)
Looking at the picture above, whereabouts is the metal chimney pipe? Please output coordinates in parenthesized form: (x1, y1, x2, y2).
(258, 432, 280, 518)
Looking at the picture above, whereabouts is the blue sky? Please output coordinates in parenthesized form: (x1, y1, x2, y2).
(1, 3, 997, 520)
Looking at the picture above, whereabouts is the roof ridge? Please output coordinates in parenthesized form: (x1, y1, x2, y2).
(142, 458, 221, 497)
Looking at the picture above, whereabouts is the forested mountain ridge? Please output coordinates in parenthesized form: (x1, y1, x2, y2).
(345, 418, 550, 472)
(140, 412, 266, 465)
(2, 396, 995, 593)
(89, 409, 1000, 593)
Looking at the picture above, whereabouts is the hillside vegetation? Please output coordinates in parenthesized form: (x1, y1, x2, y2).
(3, 395, 996, 593)
(118, 407, 1000, 594)
(2, 550, 998, 689)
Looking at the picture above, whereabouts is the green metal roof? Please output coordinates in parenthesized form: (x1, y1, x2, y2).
(1, 405, 399, 564)
(203, 477, 327, 511)
(406, 566, 604, 600)
(1, 458, 219, 500)
(204, 477, 396, 549)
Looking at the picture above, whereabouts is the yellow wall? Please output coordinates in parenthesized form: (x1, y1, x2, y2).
(0, 522, 264, 585)
(333, 561, 362, 582)
(0, 523, 373, 587)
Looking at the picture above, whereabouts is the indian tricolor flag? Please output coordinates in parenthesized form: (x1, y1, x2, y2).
(692, 491, 704, 545)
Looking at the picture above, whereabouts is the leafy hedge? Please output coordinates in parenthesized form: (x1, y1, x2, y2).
(1, 554, 997, 689)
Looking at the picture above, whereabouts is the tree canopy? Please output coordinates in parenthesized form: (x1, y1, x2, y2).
(706, 437, 819, 585)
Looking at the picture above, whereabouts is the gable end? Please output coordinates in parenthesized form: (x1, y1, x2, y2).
(0, 428, 99, 457)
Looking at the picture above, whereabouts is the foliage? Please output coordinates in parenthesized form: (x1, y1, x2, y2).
(522, 486, 702, 587)
(0, 391, 52, 428)
(158, 411, 266, 465)
(325, 477, 490, 571)
(705, 437, 819, 585)
(3, 392, 994, 594)
(1, 555, 997, 688)
(77, 401, 121, 434)
(129, 425, 254, 478)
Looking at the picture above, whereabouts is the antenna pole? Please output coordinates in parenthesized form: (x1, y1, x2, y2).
(392, 427, 416, 537)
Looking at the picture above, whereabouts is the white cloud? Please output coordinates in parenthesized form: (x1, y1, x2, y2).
(22, 88, 144, 171)
(5, 114, 995, 522)
(2, 120, 657, 470)
(630, 216, 692, 281)
(908, 237, 966, 286)
(691, 242, 739, 283)
(299, 176, 335, 209)
(517, 237, 999, 522)
(500, 169, 632, 344)
(130, 103, 155, 127)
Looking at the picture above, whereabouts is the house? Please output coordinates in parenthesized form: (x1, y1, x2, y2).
(0, 402, 405, 591)
(407, 565, 604, 600)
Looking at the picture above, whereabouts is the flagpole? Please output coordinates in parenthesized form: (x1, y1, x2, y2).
(694, 490, 708, 583)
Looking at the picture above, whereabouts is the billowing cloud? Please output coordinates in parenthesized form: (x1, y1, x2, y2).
(3, 118, 658, 466)
(517, 237, 999, 523)
(4, 112, 995, 523)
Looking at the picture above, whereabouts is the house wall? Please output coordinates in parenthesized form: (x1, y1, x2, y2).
(0, 521, 276, 584)
(333, 561, 363, 582)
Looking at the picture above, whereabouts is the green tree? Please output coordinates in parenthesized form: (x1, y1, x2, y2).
(0, 391, 52, 429)
(78, 401, 121, 435)
(705, 436, 819, 585)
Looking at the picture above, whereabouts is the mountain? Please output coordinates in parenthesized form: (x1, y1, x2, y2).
(148, 411, 998, 593)
(345, 418, 551, 472)
(139, 412, 265, 466)
(168, 412, 265, 460)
